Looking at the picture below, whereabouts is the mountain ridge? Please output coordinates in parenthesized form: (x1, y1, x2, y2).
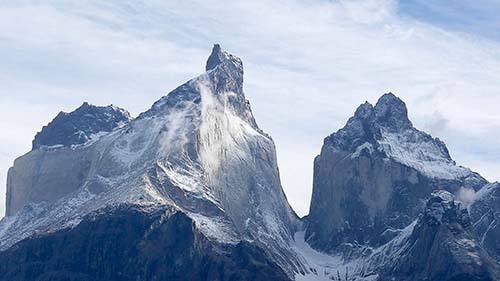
(1, 45, 499, 281)
(32, 102, 131, 150)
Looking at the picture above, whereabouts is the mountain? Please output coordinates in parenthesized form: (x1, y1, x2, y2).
(0, 44, 301, 280)
(306, 93, 487, 252)
(301, 93, 499, 281)
(6, 103, 131, 217)
(368, 190, 499, 281)
(470, 182, 500, 263)
(1, 46, 499, 281)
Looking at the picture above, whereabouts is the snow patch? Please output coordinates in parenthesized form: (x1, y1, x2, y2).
(379, 130, 471, 179)
(188, 213, 239, 244)
(292, 231, 379, 281)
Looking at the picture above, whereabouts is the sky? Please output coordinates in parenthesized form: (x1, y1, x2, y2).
(1, 0, 500, 217)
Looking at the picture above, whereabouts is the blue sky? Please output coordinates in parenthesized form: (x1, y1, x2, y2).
(1, 0, 500, 217)
(400, 0, 500, 40)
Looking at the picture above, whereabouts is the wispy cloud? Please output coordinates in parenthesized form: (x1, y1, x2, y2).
(1, 0, 500, 216)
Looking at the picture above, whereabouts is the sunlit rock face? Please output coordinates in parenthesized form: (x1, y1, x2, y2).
(306, 93, 486, 252)
(0, 44, 300, 278)
(6, 104, 131, 217)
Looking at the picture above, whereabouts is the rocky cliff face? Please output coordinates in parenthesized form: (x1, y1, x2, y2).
(0, 45, 300, 279)
(470, 182, 500, 263)
(369, 191, 499, 281)
(6, 104, 131, 217)
(32, 102, 131, 150)
(306, 93, 486, 252)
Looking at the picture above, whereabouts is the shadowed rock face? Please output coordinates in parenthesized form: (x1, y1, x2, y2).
(32, 103, 131, 150)
(470, 182, 500, 263)
(0, 206, 290, 281)
(306, 93, 487, 252)
(376, 191, 499, 281)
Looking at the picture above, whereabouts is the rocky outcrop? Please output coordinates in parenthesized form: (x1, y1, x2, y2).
(32, 102, 131, 150)
(470, 182, 500, 263)
(306, 93, 486, 252)
(373, 191, 499, 281)
(6, 103, 130, 217)
(0, 205, 290, 281)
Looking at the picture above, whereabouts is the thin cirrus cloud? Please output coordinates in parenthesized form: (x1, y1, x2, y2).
(0, 0, 499, 217)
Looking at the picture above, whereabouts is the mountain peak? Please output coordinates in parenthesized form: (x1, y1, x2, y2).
(326, 93, 411, 151)
(205, 44, 223, 71)
(323, 92, 482, 181)
(142, 44, 253, 126)
(205, 44, 242, 72)
(348, 93, 411, 130)
(353, 101, 374, 120)
(374, 92, 412, 130)
(32, 103, 131, 150)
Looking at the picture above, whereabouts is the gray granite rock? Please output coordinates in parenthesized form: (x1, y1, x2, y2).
(306, 93, 487, 252)
(1, 44, 300, 278)
(470, 182, 500, 263)
(375, 191, 499, 281)
(32, 102, 131, 150)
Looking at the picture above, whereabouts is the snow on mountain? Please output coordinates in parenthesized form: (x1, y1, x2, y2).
(306, 93, 488, 256)
(469, 182, 500, 262)
(0, 45, 302, 277)
(295, 191, 499, 281)
(329, 93, 483, 182)
(378, 129, 473, 180)
(370, 190, 499, 281)
(1, 46, 499, 281)
(32, 102, 131, 150)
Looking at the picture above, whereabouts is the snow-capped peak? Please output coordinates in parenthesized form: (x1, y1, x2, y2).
(2, 45, 300, 276)
(205, 43, 243, 72)
(373, 92, 412, 131)
(32, 102, 131, 150)
(325, 93, 484, 181)
(140, 44, 256, 128)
